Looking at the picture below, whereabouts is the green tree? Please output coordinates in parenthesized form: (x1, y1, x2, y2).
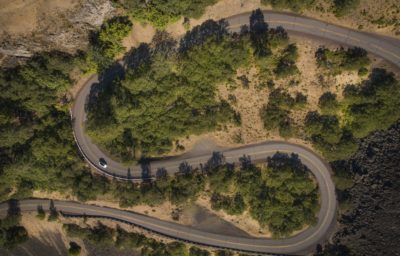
(274, 44, 300, 78)
(248, 153, 319, 237)
(0, 204, 28, 249)
(318, 92, 339, 114)
(250, 9, 271, 57)
(260, 88, 303, 138)
(85, 16, 132, 72)
(343, 68, 400, 138)
(87, 26, 247, 158)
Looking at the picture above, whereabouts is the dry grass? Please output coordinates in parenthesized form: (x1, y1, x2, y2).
(303, 0, 400, 38)
(0, 0, 80, 36)
(122, 21, 156, 51)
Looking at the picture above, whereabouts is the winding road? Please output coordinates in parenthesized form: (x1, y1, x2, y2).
(3, 10, 400, 255)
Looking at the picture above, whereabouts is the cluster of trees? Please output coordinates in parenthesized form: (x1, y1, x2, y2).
(248, 10, 292, 81)
(306, 68, 400, 161)
(51, 152, 318, 238)
(114, 0, 217, 28)
(64, 222, 238, 256)
(0, 202, 28, 249)
(264, 155, 317, 235)
(83, 16, 132, 72)
(86, 10, 299, 161)
(206, 153, 319, 237)
(239, 153, 319, 237)
(0, 16, 129, 201)
(318, 92, 339, 114)
(315, 46, 370, 75)
(304, 111, 358, 161)
(260, 88, 307, 138)
(86, 22, 248, 160)
(342, 68, 400, 138)
(111, 168, 206, 207)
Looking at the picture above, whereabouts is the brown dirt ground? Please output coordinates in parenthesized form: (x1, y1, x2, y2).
(17, 213, 84, 256)
(122, 21, 156, 51)
(0, 0, 81, 36)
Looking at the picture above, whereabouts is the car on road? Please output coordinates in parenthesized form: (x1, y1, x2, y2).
(99, 158, 108, 168)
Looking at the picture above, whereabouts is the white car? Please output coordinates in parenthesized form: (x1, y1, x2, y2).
(99, 158, 108, 168)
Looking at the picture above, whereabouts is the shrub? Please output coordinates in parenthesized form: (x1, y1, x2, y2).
(318, 92, 339, 113)
(68, 242, 81, 256)
(334, 0, 360, 17)
(358, 67, 368, 76)
(343, 68, 400, 138)
(116, 0, 217, 28)
(315, 46, 369, 74)
(274, 44, 300, 78)
(189, 246, 210, 256)
(260, 88, 303, 138)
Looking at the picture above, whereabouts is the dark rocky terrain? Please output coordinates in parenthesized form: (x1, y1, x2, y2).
(317, 121, 400, 256)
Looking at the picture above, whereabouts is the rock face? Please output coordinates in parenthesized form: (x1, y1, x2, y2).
(0, 0, 115, 66)
(320, 121, 400, 255)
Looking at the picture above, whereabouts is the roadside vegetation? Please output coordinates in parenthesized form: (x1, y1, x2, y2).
(86, 23, 245, 161)
(210, 153, 319, 237)
(85, 10, 303, 161)
(0, 17, 131, 203)
(0, 202, 28, 249)
(304, 59, 400, 160)
(114, 0, 217, 28)
(63, 222, 248, 256)
(83, 16, 132, 72)
(315, 46, 370, 75)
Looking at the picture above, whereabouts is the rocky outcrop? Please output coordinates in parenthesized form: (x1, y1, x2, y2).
(317, 121, 400, 255)
(0, 0, 115, 67)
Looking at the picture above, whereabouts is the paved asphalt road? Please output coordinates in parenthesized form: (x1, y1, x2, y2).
(71, 10, 400, 180)
(6, 11, 399, 255)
